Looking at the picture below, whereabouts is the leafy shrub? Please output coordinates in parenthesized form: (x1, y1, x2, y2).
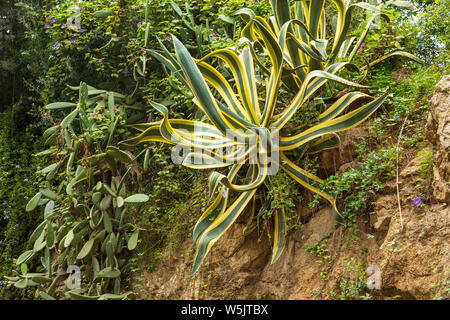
(3, 83, 152, 300)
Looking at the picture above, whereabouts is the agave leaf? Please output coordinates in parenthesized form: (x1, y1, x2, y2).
(192, 188, 257, 275)
(368, 51, 424, 67)
(271, 208, 286, 264)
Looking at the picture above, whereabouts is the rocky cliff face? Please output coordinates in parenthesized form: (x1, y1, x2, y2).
(135, 76, 450, 300)
(426, 75, 450, 203)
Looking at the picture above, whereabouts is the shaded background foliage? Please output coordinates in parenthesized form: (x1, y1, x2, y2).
(0, 0, 448, 299)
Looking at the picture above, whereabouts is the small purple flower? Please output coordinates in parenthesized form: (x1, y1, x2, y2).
(93, 114, 98, 118)
(50, 18, 56, 24)
(211, 32, 215, 36)
(70, 40, 75, 44)
(164, 36, 171, 41)
(413, 197, 422, 206)
(98, 58, 102, 62)
(113, 105, 117, 110)
(45, 24, 50, 29)
(102, 113, 105, 118)
(78, 28, 83, 33)
(357, 48, 363, 53)
(360, 43, 365, 48)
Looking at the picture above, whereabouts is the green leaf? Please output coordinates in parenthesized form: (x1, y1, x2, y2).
(92, 9, 113, 18)
(20, 263, 28, 275)
(123, 194, 149, 203)
(29, 221, 46, 245)
(96, 267, 121, 279)
(45, 102, 77, 110)
(61, 108, 79, 128)
(271, 208, 286, 264)
(218, 14, 236, 24)
(106, 146, 134, 163)
(77, 238, 95, 260)
(192, 188, 257, 275)
(44, 200, 55, 220)
(16, 250, 34, 265)
(26, 192, 42, 212)
(31, 276, 52, 284)
(39, 291, 56, 300)
(42, 126, 59, 139)
(13, 279, 29, 289)
(100, 195, 112, 211)
(127, 229, 139, 251)
(94, 229, 106, 242)
(117, 196, 124, 208)
(40, 188, 58, 201)
(64, 229, 75, 248)
(103, 212, 113, 233)
(92, 192, 102, 204)
(170, 1, 183, 16)
(41, 163, 59, 174)
(46, 222, 55, 248)
(33, 227, 46, 252)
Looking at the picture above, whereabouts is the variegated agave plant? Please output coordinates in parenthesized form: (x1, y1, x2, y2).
(124, 0, 421, 275)
(234, 0, 422, 93)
